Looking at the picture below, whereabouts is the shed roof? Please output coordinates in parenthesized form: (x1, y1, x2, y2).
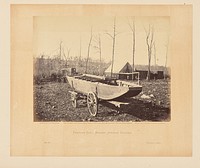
(105, 61, 168, 74)
(135, 65, 165, 72)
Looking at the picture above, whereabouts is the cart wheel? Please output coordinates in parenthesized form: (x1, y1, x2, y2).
(87, 92, 98, 116)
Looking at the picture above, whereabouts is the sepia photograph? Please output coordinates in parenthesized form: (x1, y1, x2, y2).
(1, 0, 200, 166)
(10, 4, 192, 157)
(33, 16, 171, 122)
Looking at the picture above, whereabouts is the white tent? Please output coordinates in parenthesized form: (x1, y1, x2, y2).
(104, 61, 133, 74)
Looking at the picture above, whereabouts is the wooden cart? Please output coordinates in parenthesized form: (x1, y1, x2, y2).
(68, 73, 141, 116)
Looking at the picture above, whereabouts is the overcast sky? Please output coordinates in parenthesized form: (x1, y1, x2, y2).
(33, 16, 170, 66)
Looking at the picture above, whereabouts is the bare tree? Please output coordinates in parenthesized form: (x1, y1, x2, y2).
(144, 24, 154, 80)
(106, 17, 119, 78)
(67, 47, 71, 59)
(59, 41, 62, 60)
(62, 48, 67, 67)
(58, 41, 63, 67)
(164, 38, 169, 79)
(93, 33, 102, 75)
(128, 17, 136, 79)
(153, 41, 156, 66)
(63, 47, 71, 67)
(79, 34, 82, 65)
(85, 27, 93, 73)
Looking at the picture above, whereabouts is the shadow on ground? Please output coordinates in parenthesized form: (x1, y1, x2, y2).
(98, 98, 170, 122)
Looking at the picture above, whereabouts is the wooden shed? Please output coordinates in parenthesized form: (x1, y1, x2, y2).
(135, 65, 165, 80)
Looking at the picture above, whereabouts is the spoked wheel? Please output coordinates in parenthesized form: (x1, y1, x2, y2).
(87, 92, 98, 116)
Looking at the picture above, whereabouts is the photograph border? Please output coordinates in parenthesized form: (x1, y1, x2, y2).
(10, 3, 192, 157)
(0, 0, 200, 168)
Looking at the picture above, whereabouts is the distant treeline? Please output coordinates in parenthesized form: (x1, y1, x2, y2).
(33, 55, 110, 79)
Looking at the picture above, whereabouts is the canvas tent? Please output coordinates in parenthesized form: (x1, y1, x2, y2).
(104, 62, 136, 80)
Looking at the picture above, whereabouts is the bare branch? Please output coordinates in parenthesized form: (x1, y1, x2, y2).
(92, 45, 99, 49)
(62, 48, 67, 60)
(92, 34, 99, 43)
(105, 32, 114, 39)
(143, 24, 148, 35)
(115, 31, 123, 36)
(128, 22, 134, 31)
(150, 25, 154, 48)
(67, 48, 71, 58)
(127, 17, 135, 32)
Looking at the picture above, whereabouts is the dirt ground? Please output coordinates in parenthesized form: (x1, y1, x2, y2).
(34, 79, 170, 122)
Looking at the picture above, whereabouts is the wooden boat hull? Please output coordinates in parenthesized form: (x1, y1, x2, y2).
(67, 76, 142, 100)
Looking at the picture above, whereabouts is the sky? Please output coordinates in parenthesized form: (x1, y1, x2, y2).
(33, 16, 170, 66)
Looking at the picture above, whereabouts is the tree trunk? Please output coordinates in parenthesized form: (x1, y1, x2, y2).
(111, 35, 115, 78)
(110, 19, 116, 79)
(147, 52, 151, 80)
(99, 34, 102, 75)
(144, 24, 154, 81)
(85, 28, 93, 74)
(164, 41, 169, 79)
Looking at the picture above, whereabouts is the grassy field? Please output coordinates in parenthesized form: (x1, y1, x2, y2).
(34, 79, 170, 122)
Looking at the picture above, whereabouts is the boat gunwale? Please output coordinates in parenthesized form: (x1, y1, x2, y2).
(67, 75, 142, 88)
(67, 75, 142, 100)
